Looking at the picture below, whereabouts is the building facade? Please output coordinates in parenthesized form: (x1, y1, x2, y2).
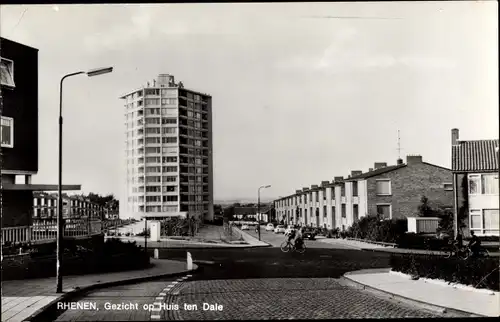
(119, 74, 214, 222)
(275, 155, 454, 231)
(451, 128, 499, 237)
(33, 193, 105, 220)
(1, 37, 80, 228)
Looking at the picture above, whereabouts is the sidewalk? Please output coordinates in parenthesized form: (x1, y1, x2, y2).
(1, 259, 197, 322)
(320, 238, 500, 256)
(342, 268, 500, 317)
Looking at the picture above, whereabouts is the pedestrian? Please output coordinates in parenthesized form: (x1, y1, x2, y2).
(468, 231, 481, 258)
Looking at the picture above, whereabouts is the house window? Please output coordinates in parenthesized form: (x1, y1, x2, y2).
(443, 183, 453, 191)
(468, 175, 480, 195)
(376, 204, 391, 219)
(353, 204, 359, 221)
(323, 206, 327, 217)
(331, 188, 335, 200)
(1, 116, 14, 148)
(315, 192, 319, 202)
(483, 209, 499, 234)
(341, 184, 345, 197)
(0, 58, 15, 87)
(341, 204, 346, 218)
(482, 174, 499, 195)
(352, 181, 358, 197)
(376, 180, 391, 195)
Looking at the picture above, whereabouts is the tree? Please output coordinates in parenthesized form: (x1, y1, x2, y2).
(417, 196, 435, 217)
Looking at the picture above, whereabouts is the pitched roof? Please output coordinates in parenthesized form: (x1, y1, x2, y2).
(344, 164, 407, 181)
(452, 139, 499, 172)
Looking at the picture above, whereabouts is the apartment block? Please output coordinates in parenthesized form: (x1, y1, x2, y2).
(1, 37, 81, 228)
(119, 74, 214, 222)
(275, 155, 454, 231)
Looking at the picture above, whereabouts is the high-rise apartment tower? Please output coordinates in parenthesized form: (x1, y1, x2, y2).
(119, 74, 214, 222)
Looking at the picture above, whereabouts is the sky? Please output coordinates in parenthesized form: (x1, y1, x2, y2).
(1, 2, 498, 202)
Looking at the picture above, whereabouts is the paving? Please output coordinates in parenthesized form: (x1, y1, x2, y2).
(1, 259, 194, 322)
(162, 278, 440, 320)
(344, 269, 500, 317)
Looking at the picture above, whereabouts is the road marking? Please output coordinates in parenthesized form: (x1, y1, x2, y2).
(155, 297, 163, 300)
(151, 315, 161, 319)
(172, 291, 179, 295)
(159, 292, 166, 296)
(151, 307, 161, 312)
(187, 274, 192, 277)
(172, 281, 178, 284)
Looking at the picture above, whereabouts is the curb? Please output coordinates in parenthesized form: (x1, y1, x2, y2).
(340, 270, 485, 318)
(24, 263, 200, 322)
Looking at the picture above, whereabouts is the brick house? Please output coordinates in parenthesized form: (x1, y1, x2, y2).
(275, 155, 454, 231)
(451, 128, 499, 237)
(1, 37, 80, 228)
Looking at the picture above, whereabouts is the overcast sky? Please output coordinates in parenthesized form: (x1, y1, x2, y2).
(1, 2, 498, 201)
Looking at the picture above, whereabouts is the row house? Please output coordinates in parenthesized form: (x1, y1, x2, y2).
(451, 128, 499, 237)
(275, 155, 454, 231)
(33, 193, 105, 220)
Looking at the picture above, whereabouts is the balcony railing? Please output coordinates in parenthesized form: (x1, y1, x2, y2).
(1, 218, 103, 245)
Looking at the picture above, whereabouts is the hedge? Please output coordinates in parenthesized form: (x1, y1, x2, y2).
(2, 238, 150, 280)
(346, 215, 407, 243)
(390, 253, 499, 291)
(396, 233, 450, 251)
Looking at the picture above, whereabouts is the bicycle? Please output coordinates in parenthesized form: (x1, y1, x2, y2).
(280, 238, 306, 254)
(444, 241, 469, 260)
(464, 245, 490, 260)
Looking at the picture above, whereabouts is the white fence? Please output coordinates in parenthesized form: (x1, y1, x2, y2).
(407, 217, 440, 234)
(2, 219, 103, 245)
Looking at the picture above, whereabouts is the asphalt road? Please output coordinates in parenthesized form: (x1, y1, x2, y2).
(55, 231, 441, 320)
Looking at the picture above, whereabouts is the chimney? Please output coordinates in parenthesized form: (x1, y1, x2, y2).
(368, 168, 373, 172)
(374, 162, 387, 169)
(321, 181, 329, 187)
(302, 187, 309, 191)
(406, 154, 423, 165)
(334, 176, 343, 182)
(311, 185, 318, 189)
(452, 128, 459, 146)
(397, 158, 404, 165)
(351, 170, 362, 177)
(347, 175, 351, 178)
(295, 190, 302, 194)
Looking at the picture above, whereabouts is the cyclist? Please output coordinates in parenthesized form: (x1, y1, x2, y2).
(468, 231, 481, 258)
(287, 228, 296, 244)
(294, 227, 304, 249)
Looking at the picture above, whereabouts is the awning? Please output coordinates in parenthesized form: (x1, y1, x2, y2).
(2, 183, 81, 191)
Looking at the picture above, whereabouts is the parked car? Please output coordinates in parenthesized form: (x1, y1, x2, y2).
(274, 225, 286, 234)
(241, 225, 249, 230)
(265, 223, 275, 231)
(303, 228, 317, 240)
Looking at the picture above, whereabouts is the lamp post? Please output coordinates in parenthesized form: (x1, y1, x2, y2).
(57, 67, 113, 293)
(257, 185, 271, 241)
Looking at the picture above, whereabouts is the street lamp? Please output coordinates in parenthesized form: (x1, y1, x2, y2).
(257, 185, 271, 241)
(57, 67, 113, 293)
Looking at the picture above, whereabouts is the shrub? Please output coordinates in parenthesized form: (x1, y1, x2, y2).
(347, 215, 407, 243)
(390, 253, 499, 291)
(396, 233, 450, 250)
